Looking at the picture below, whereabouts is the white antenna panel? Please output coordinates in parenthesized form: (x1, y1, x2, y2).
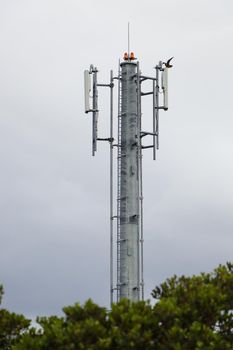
(84, 70, 91, 113)
(162, 68, 168, 110)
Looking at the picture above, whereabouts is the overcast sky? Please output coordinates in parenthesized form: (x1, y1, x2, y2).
(0, 0, 233, 319)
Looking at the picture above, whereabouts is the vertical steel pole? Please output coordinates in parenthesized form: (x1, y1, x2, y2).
(117, 61, 122, 302)
(119, 61, 140, 301)
(153, 80, 156, 160)
(137, 63, 144, 300)
(110, 70, 114, 305)
(136, 62, 140, 297)
(139, 150, 144, 300)
(155, 67, 159, 149)
(128, 22, 130, 58)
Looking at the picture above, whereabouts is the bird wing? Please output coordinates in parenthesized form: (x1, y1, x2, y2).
(166, 57, 174, 67)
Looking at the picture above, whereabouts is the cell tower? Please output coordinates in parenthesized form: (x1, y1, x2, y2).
(84, 49, 173, 303)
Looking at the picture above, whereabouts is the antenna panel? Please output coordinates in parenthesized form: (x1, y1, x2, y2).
(92, 69, 98, 156)
(92, 110, 98, 156)
(84, 70, 91, 113)
(162, 68, 168, 110)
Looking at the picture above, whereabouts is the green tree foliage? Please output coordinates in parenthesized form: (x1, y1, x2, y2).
(14, 299, 156, 350)
(152, 262, 233, 349)
(7, 263, 233, 349)
(0, 285, 30, 350)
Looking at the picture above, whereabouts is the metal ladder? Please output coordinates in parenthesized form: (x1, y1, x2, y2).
(116, 64, 122, 302)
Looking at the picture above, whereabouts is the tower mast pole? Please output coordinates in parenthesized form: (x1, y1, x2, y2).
(118, 60, 140, 301)
(84, 50, 172, 304)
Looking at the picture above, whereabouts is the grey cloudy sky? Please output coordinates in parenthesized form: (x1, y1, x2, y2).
(0, 0, 233, 319)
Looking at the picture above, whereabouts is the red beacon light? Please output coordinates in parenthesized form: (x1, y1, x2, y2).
(123, 52, 137, 61)
(123, 52, 129, 61)
(130, 52, 136, 60)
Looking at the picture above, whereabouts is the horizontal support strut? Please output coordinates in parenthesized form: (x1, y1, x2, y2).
(140, 131, 158, 138)
(97, 137, 114, 142)
(155, 106, 168, 110)
(97, 83, 113, 88)
(140, 75, 157, 82)
(141, 91, 153, 96)
(141, 145, 154, 149)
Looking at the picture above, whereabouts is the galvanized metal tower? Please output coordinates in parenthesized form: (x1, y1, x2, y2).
(118, 60, 140, 301)
(84, 51, 172, 303)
